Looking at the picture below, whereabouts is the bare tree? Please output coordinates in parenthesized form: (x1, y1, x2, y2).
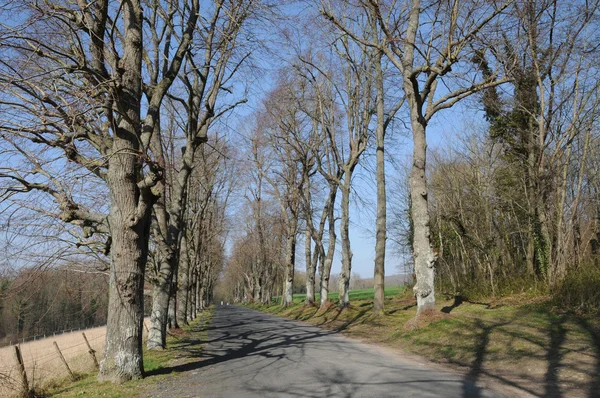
(293, 58, 343, 308)
(300, 39, 375, 308)
(251, 90, 305, 307)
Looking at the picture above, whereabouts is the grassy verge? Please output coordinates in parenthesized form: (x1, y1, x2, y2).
(47, 308, 213, 398)
(247, 291, 600, 397)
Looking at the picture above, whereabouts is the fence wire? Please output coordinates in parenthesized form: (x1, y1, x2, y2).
(0, 327, 107, 397)
(0, 318, 150, 396)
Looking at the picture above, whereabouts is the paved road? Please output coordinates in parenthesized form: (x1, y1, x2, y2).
(151, 305, 504, 398)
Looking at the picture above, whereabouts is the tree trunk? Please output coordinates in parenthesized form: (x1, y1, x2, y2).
(168, 280, 178, 329)
(409, 113, 436, 314)
(283, 216, 298, 306)
(253, 273, 262, 302)
(305, 223, 315, 305)
(189, 269, 197, 319)
(99, 0, 148, 382)
(320, 188, 337, 308)
(194, 269, 200, 315)
(304, 169, 328, 306)
(99, 211, 149, 382)
(198, 270, 206, 311)
(338, 181, 352, 308)
(147, 149, 194, 348)
(373, 52, 386, 314)
(177, 233, 190, 325)
(147, 257, 172, 350)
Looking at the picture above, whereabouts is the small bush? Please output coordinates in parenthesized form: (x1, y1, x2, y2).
(553, 264, 600, 314)
(436, 271, 547, 302)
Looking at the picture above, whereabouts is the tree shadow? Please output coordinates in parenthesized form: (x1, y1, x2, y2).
(441, 296, 500, 314)
(462, 318, 514, 398)
(334, 308, 371, 332)
(388, 303, 417, 314)
(148, 306, 491, 398)
(441, 296, 464, 314)
(146, 308, 334, 377)
(454, 308, 600, 398)
(576, 317, 600, 398)
(544, 315, 567, 398)
(148, 305, 600, 398)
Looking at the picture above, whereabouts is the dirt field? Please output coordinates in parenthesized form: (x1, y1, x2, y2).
(0, 319, 150, 397)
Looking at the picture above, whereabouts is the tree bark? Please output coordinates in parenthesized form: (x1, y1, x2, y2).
(168, 281, 177, 329)
(338, 181, 353, 308)
(147, 261, 171, 350)
(283, 216, 298, 306)
(373, 51, 386, 314)
(188, 268, 196, 319)
(99, 0, 149, 382)
(320, 188, 337, 308)
(305, 220, 315, 305)
(177, 233, 190, 325)
(408, 114, 436, 313)
(305, 183, 329, 306)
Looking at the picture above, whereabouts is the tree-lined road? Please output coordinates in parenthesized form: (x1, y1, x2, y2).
(151, 306, 504, 398)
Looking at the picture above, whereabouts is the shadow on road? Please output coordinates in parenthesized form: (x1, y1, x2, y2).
(147, 309, 335, 377)
(148, 306, 496, 398)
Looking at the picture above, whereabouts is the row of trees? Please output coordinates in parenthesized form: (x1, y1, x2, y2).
(0, 0, 258, 382)
(220, 0, 497, 311)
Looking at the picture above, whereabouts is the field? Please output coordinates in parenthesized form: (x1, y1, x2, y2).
(279, 285, 405, 304)
(0, 319, 150, 397)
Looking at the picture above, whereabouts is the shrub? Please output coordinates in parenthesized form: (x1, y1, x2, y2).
(553, 264, 600, 314)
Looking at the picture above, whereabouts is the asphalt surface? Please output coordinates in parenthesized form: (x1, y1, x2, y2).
(150, 305, 504, 398)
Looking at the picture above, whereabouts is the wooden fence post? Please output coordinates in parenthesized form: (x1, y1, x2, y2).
(81, 332, 99, 369)
(53, 342, 76, 381)
(13, 345, 30, 397)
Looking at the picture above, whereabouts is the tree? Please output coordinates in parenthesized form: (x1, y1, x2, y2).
(254, 74, 321, 306)
(296, 35, 376, 308)
(293, 57, 343, 308)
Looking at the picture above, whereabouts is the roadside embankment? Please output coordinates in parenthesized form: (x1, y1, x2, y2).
(247, 293, 600, 398)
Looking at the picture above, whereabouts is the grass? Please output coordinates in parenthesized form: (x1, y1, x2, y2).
(47, 308, 213, 398)
(276, 285, 405, 304)
(247, 290, 600, 397)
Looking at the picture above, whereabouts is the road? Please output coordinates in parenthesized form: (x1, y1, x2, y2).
(150, 305, 504, 398)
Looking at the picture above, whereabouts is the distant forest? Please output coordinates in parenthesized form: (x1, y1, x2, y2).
(0, 267, 108, 346)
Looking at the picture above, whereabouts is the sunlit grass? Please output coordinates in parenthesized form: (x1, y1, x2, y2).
(275, 285, 406, 304)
